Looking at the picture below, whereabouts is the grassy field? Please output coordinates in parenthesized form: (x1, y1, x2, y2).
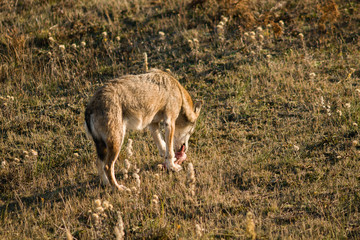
(1, 0, 360, 239)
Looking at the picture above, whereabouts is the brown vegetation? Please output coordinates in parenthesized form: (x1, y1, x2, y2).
(0, 0, 360, 239)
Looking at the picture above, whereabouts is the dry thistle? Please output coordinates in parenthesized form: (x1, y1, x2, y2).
(221, 15, 228, 23)
(121, 168, 128, 179)
(193, 38, 199, 49)
(114, 212, 125, 240)
(59, 45, 65, 51)
(258, 34, 264, 44)
(309, 72, 316, 79)
(186, 163, 196, 184)
(124, 159, 131, 170)
(96, 206, 105, 213)
(152, 195, 160, 212)
(80, 41, 86, 47)
(327, 106, 331, 116)
(279, 20, 284, 27)
(133, 173, 141, 189)
(245, 211, 256, 240)
(159, 31, 165, 40)
(320, 96, 325, 107)
(92, 213, 100, 221)
(94, 199, 102, 208)
(152, 195, 159, 204)
(265, 55, 272, 67)
(298, 33, 307, 55)
(157, 163, 164, 170)
(71, 43, 77, 50)
(187, 39, 194, 49)
(126, 139, 133, 157)
(195, 224, 204, 237)
(1, 160, 7, 169)
(293, 145, 300, 151)
(22, 150, 29, 159)
(216, 24, 224, 36)
(250, 35, 256, 43)
(102, 200, 110, 209)
(143, 53, 148, 72)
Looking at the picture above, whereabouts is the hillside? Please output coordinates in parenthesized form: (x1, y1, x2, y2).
(1, 0, 360, 239)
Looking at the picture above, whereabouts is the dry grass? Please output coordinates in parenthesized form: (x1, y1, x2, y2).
(1, 0, 360, 239)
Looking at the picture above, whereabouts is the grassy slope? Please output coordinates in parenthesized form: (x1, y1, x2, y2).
(1, 0, 360, 239)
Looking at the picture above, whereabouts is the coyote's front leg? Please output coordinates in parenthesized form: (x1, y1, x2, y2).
(163, 119, 182, 172)
(149, 123, 166, 157)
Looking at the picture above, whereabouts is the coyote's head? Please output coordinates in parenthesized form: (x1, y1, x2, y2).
(174, 101, 202, 154)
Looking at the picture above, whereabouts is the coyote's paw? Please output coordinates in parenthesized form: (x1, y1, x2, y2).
(116, 184, 130, 192)
(170, 163, 182, 172)
(163, 157, 183, 172)
(164, 161, 182, 172)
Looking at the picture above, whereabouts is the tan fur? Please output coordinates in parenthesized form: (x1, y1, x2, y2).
(85, 69, 202, 190)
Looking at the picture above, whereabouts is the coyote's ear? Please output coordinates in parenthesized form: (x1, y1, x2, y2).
(194, 100, 203, 116)
(184, 100, 203, 123)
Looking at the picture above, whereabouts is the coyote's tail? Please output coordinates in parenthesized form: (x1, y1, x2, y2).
(85, 108, 107, 160)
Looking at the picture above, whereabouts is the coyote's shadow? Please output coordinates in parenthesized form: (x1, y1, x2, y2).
(0, 178, 101, 214)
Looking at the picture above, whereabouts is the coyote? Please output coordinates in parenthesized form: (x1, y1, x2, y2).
(85, 69, 202, 190)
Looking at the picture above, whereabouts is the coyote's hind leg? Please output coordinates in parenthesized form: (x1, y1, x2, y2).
(103, 127, 130, 191)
